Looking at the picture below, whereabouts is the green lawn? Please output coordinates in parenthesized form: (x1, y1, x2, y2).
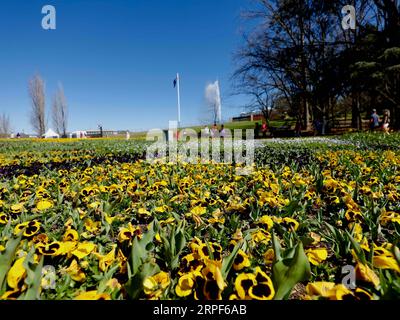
(131, 120, 292, 138)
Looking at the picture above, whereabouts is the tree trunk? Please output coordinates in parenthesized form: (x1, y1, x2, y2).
(392, 106, 399, 130)
(304, 99, 312, 131)
(351, 93, 361, 130)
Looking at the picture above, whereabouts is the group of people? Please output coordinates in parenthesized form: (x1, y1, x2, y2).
(200, 109, 391, 140)
(203, 123, 227, 138)
(203, 122, 269, 139)
(370, 109, 391, 134)
(254, 121, 269, 139)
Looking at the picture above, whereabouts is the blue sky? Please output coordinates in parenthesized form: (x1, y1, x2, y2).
(0, 0, 251, 133)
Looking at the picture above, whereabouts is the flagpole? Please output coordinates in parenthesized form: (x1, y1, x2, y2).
(176, 73, 181, 127)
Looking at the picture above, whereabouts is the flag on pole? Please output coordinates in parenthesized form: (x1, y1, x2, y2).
(173, 74, 181, 125)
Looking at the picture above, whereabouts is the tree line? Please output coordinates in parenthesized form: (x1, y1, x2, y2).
(28, 74, 68, 137)
(234, 0, 400, 132)
(1, 74, 69, 137)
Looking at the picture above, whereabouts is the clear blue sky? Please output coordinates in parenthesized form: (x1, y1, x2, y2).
(0, 0, 251, 133)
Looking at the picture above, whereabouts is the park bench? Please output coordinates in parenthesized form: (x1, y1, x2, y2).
(328, 119, 370, 135)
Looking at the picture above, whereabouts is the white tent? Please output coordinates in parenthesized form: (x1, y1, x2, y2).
(43, 128, 60, 139)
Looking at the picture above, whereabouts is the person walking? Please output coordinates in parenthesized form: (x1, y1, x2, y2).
(295, 119, 302, 137)
(370, 109, 380, 132)
(261, 121, 268, 138)
(219, 124, 226, 138)
(211, 123, 219, 138)
(203, 126, 210, 138)
(382, 109, 390, 135)
(313, 119, 322, 136)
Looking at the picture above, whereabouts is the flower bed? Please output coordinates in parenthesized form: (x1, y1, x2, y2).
(0, 135, 399, 300)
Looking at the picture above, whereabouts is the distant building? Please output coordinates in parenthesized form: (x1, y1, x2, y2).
(85, 129, 127, 138)
(232, 111, 265, 122)
(69, 131, 88, 139)
(232, 110, 282, 122)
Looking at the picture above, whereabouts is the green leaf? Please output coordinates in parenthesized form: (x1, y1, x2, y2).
(131, 237, 145, 276)
(0, 235, 22, 293)
(175, 221, 187, 254)
(345, 230, 366, 264)
(272, 240, 311, 300)
(271, 232, 282, 261)
(392, 245, 400, 268)
(125, 262, 160, 299)
(97, 264, 120, 293)
(21, 249, 44, 300)
(158, 219, 187, 271)
(221, 240, 241, 280)
(130, 221, 155, 275)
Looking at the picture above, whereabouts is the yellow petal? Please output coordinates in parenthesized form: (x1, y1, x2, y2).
(153, 271, 170, 289)
(190, 206, 207, 216)
(155, 206, 166, 213)
(59, 241, 78, 255)
(63, 229, 79, 242)
(143, 277, 158, 295)
(175, 274, 194, 297)
(306, 248, 328, 266)
(11, 203, 24, 213)
(36, 200, 53, 211)
(138, 208, 151, 216)
(104, 213, 115, 225)
(258, 215, 274, 230)
(373, 255, 400, 273)
(65, 260, 86, 282)
(306, 282, 336, 298)
(331, 284, 354, 300)
(7, 258, 26, 289)
(75, 291, 110, 300)
(1, 289, 20, 300)
(264, 248, 275, 265)
(71, 242, 96, 259)
(106, 278, 121, 290)
(96, 246, 116, 272)
(84, 218, 100, 233)
(355, 263, 381, 287)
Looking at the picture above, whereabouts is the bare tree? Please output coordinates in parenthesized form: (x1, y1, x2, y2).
(0, 113, 11, 136)
(28, 74, 46, 137)
(232, 72, 278, 124)
(52, 83, 68, 137)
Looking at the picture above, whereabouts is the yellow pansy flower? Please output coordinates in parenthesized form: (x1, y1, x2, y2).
(190, 206, 207, 216)
(175, 274, 195, 297)
(65, 260, 86, 282)
(36, 200, 53, 211)
(306, 248, 328, 266)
